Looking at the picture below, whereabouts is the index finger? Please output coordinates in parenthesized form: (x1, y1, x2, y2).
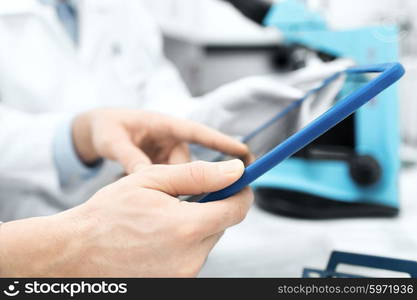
(183, 187, 254, 236)
(166, 117, 249, 158)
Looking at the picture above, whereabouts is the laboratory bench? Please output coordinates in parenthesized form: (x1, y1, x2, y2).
(200, 165, 417, 277)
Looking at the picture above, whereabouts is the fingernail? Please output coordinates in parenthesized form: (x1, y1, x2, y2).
(218, 159, 244, 175)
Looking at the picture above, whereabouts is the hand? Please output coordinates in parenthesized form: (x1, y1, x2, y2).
(72, 108, 249, 173)
(0, 160, 253, 277)
(189, 58, 354, 138)
(189, 74, 304, 138)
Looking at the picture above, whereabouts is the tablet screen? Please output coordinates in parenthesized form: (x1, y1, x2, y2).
(193, 71, 368, 165)
(185, 70, 377, 202)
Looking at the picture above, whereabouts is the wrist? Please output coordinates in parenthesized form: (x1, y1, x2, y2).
(0, 208, 93, 277)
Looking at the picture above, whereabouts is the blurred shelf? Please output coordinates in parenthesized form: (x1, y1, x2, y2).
(161, 23, 282, 46)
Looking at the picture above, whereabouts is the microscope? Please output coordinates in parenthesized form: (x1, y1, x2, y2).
(224, 0, 401, 219)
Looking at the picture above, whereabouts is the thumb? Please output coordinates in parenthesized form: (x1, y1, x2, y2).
(131, 159, 245, 196)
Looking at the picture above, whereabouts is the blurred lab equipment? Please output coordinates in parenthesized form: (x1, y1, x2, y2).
(225, 0, 402, 219)
(153, 0, 281, 96)
(401, 58, 417, 164)
(303, 251, 417, 278)
(307, 0, 417, 163)
(157, 0, 417, 162)
(225, 0, 271, 25)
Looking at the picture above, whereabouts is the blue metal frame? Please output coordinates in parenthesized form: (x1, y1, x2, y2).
(303, 251, 417, 278)
(199, 63, 405, 203)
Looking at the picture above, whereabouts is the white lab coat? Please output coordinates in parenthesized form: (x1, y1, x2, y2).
(0, 106, 67, 219)
(0, 0, 191, 221)
(0, 0, 352, 221)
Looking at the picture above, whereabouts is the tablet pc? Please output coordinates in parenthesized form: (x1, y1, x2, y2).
(193, 63, 405, 203)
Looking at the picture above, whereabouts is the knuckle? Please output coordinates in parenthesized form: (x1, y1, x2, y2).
(187, 161, 208, 185)
(236, 203, 248, 223)
(230, 188, 253, 224)
(247, 188, 255, 203)
(231, 201, 249, 224)
(176, 223, 201, 241)
(122, 189, 143, 204)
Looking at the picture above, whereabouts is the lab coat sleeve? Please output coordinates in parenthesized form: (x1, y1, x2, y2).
(0, 107, 104, 193)
(53, 117, 103, 190)
(0, 107, 67, 196)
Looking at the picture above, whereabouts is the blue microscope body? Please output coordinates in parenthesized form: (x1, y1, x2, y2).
(250, 0, 401, 218)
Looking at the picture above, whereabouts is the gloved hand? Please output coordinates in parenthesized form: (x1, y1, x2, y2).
(188, 58, 354, 139)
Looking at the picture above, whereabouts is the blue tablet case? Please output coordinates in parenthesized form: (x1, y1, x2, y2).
(199, 63, 405, 203)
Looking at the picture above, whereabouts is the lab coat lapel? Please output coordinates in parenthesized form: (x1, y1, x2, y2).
(0, 0, 78, 55)
(77, 0, 113, 64)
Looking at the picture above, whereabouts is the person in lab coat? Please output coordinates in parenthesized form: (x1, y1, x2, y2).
(0, 0, 350, 221)
(0, 107, 253, 277)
